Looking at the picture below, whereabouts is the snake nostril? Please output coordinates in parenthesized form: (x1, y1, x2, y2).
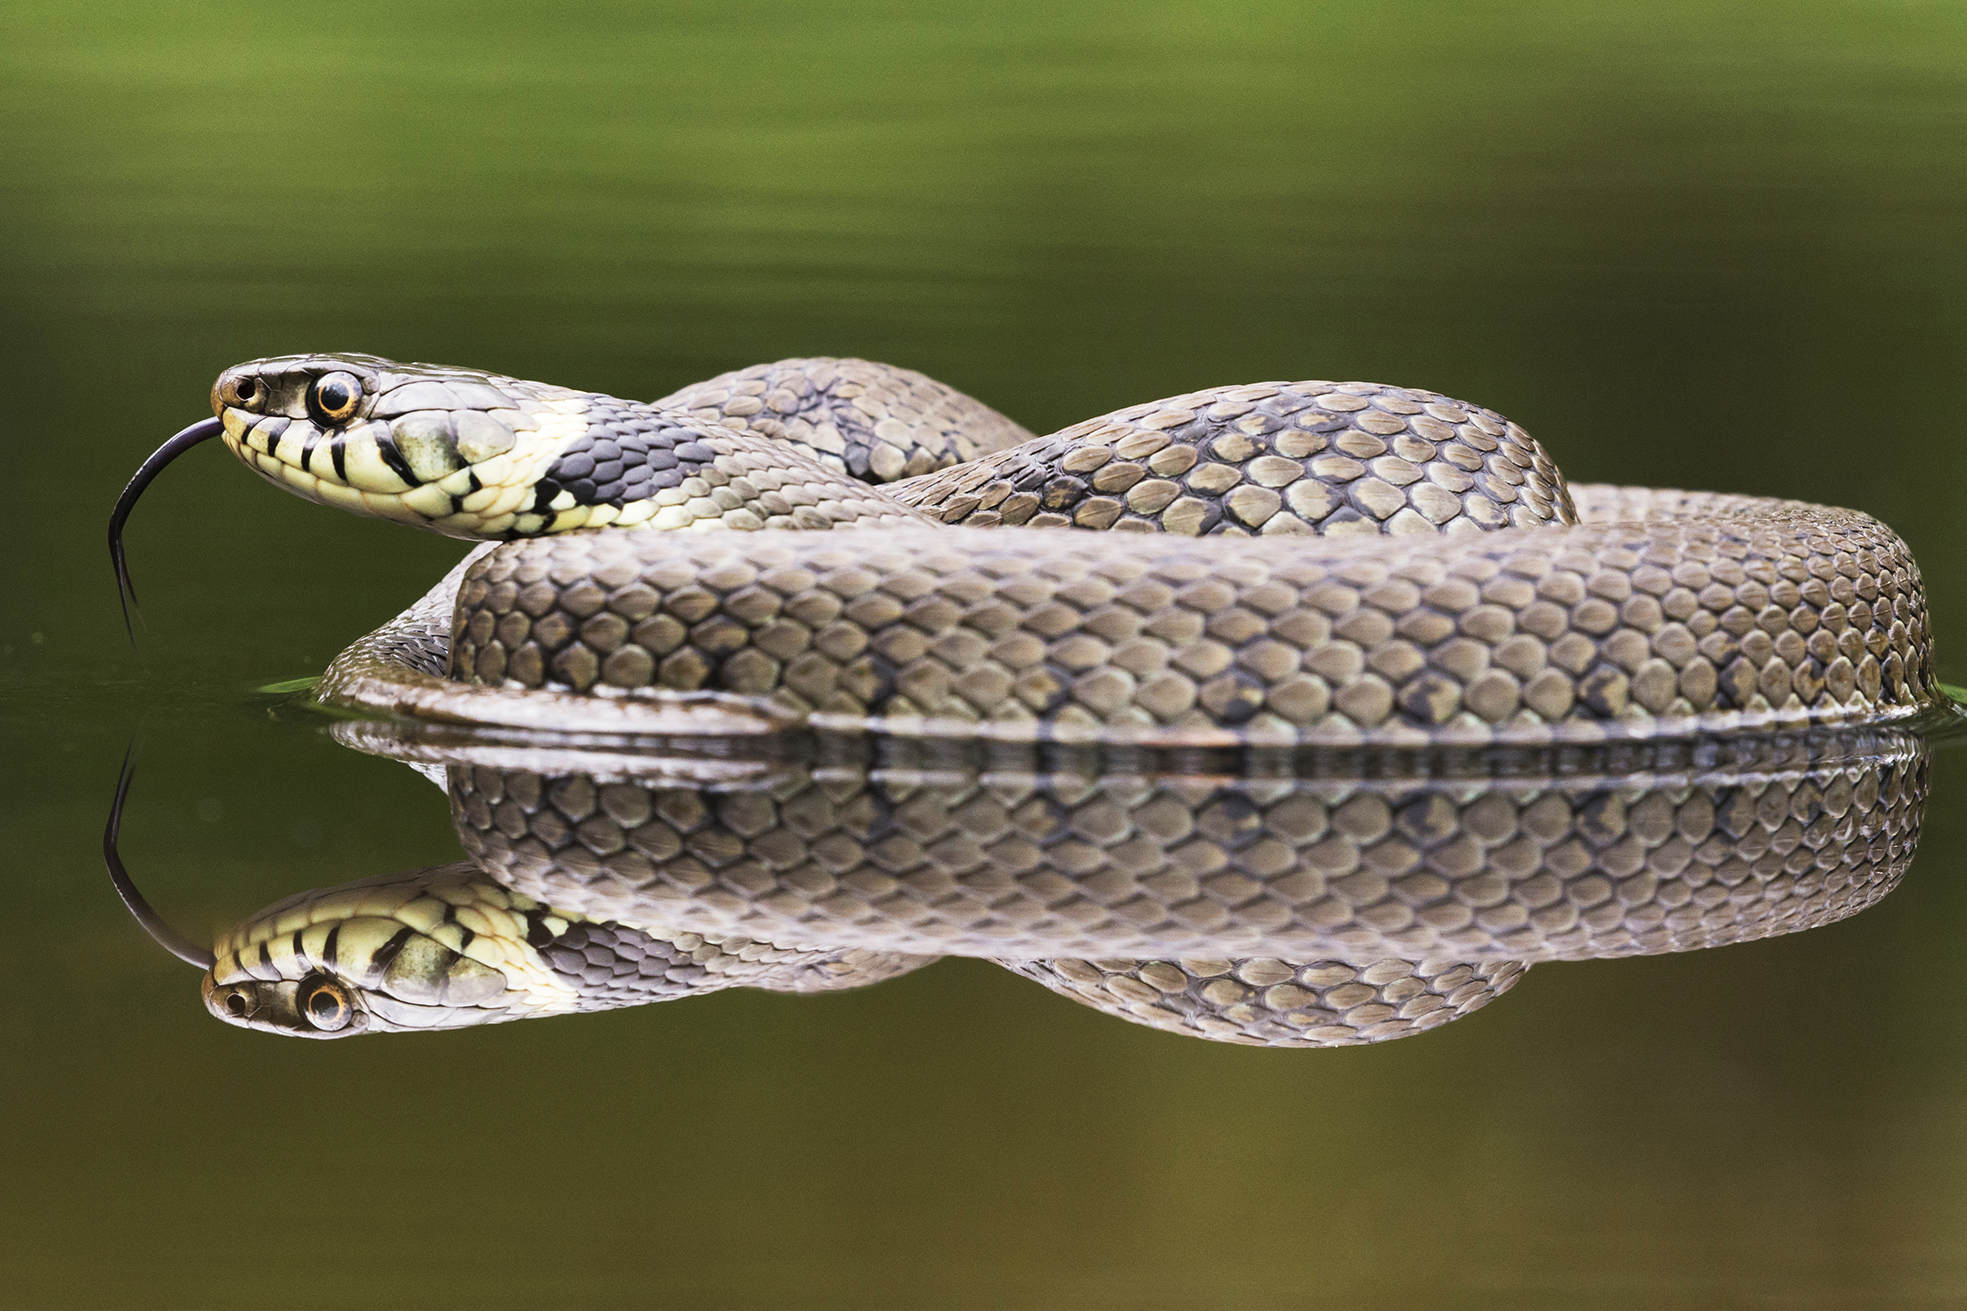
(219, 376, 262, 410)
(224, 992, 248, 1017)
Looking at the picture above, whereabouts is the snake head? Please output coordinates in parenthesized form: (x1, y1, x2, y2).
(202, 972, 378, 1039)
(210, 353, 593, 539)
(199, 864, 586, 1038)
(110, 353, 598, 641)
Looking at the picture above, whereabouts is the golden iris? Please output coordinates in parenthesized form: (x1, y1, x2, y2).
(307, 371, 363, 425)
(297, 976, 354, 1032)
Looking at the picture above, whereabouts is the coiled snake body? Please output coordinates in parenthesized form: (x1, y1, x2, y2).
(109, 354, 1943, 1043)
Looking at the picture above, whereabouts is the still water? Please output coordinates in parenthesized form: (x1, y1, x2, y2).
(8, 1, 1967, 1306)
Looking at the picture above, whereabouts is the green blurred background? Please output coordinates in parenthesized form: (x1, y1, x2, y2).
(6, 1, 1967, 1306)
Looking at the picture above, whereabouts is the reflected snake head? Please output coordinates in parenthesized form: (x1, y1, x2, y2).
(200, 863, 587, 1038)
(202, 972, 376, 1040)
(105, 757, 687, 1040)
(209, 353, 593, 540)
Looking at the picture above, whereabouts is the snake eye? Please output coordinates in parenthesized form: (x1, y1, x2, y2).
(297, 975, 354, 1032)
(307, 372, 363, 425)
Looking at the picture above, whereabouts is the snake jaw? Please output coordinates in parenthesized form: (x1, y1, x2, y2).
(196, 859, 828, 1037)
(199, 865, 597, 1037)
(208, 353, 594, 540)
(199, 966, 519, 1039)
(201, 945, 524, 1038)
(201, 975, 376, 1040)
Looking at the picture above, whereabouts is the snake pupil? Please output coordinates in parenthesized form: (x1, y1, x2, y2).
(297, 975, 353, 1030)
(307, 372, 362, 425)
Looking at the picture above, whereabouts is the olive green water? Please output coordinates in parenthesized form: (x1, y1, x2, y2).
(6, 0, 1967, 1306)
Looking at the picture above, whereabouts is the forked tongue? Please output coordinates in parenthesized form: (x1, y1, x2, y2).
(108, 417, 227, 647)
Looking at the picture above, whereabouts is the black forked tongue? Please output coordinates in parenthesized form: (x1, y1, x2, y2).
(109, 417, 227, 648)
(103, 741, 216, 971)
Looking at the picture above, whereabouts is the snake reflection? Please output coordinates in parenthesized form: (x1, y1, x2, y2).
(119, 727, 1926, 1046)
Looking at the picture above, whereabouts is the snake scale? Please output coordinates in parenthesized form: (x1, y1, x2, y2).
(107, 354, 1944, 1044)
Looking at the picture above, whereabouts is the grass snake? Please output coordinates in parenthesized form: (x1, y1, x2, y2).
(106, 355, 1944, 1044)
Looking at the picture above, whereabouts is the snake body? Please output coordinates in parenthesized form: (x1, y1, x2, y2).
(117, 353, 1946, 1044)
(186, 354, 1935, 746)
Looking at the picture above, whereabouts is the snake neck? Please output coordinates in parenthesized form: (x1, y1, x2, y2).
(208, 354, 1024, 542)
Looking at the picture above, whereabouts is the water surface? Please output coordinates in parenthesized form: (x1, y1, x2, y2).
(6, 1, 1967, 1306)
